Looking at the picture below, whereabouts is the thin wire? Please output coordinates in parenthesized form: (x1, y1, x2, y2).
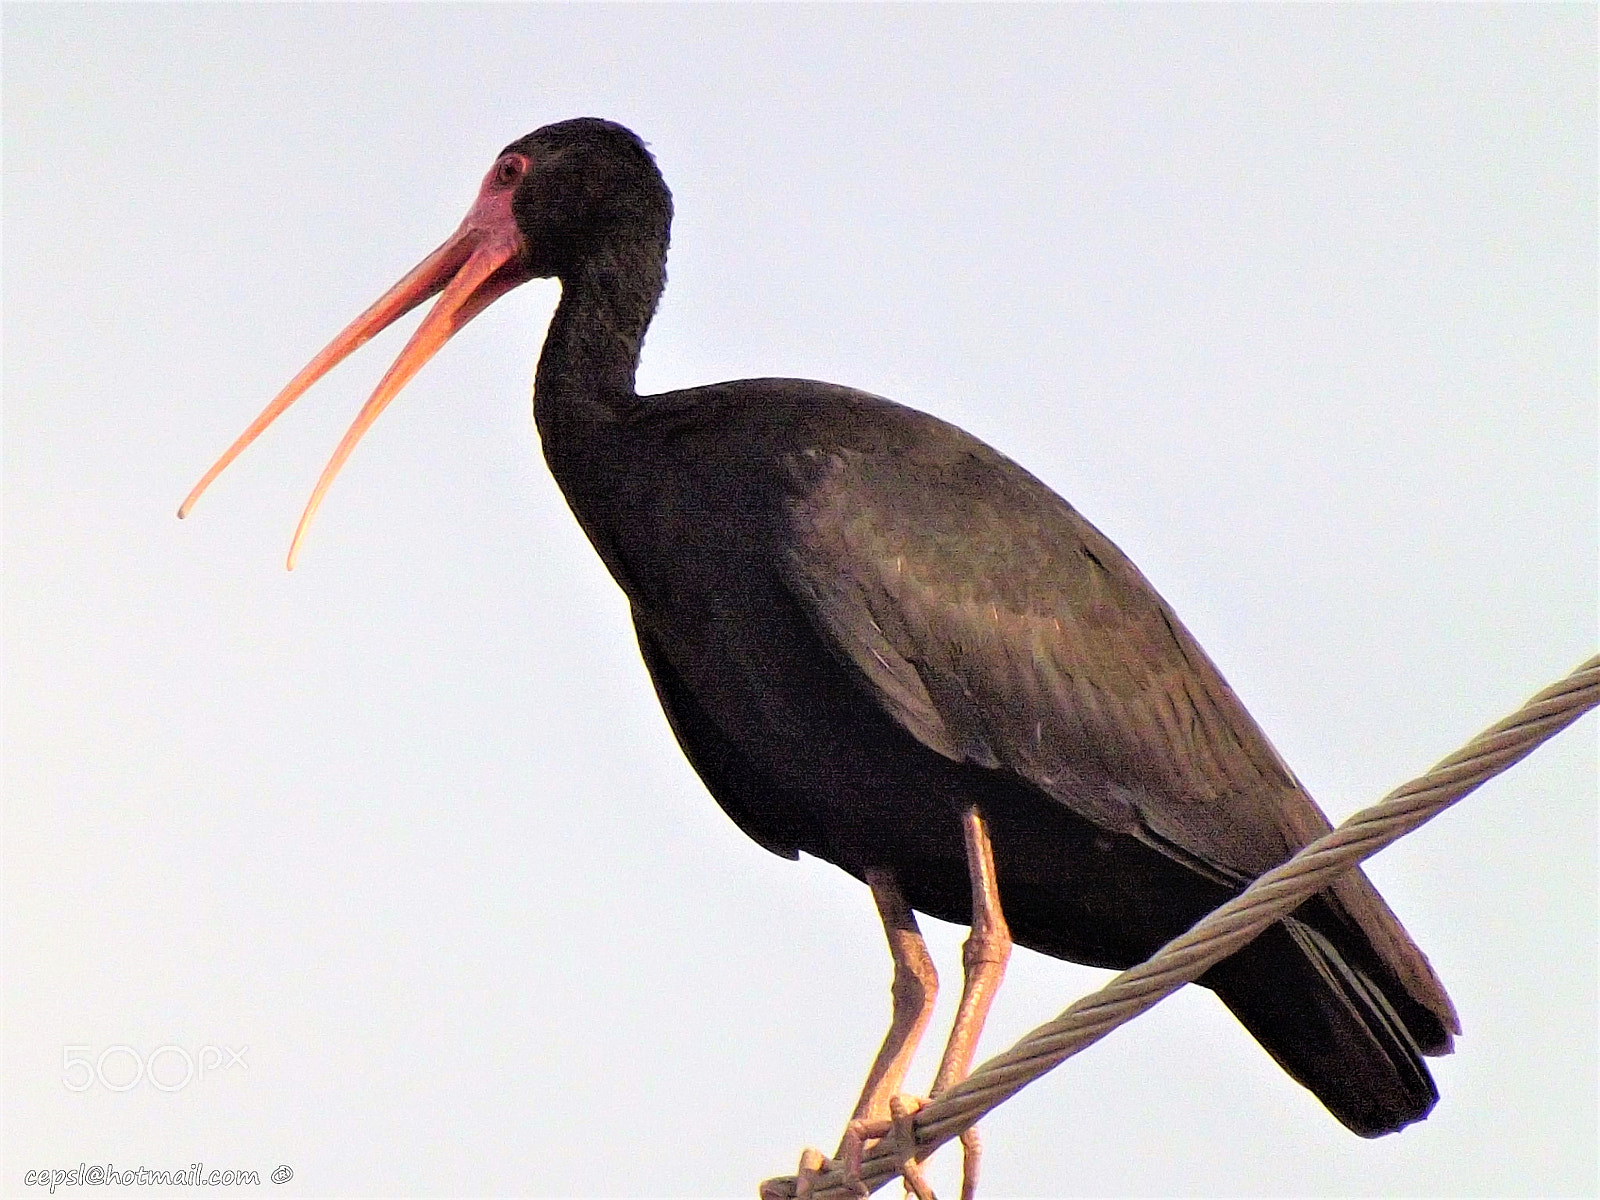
(762, 654, 1600, 1199)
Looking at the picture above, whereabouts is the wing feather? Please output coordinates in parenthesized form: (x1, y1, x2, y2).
(784, 439, 1305, 880)
(775, 401, 1455, 1044)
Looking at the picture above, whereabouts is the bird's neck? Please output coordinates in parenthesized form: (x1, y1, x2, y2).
(534, 250, 664, 433)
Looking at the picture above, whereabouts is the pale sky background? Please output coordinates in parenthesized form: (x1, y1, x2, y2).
(4, 5, 1595, 1197)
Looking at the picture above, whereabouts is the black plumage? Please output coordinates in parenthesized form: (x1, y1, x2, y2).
(184, 118, 1459, 1154)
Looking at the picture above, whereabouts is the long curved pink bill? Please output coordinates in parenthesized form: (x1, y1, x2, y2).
(284, 229, 527, 570)
(177, 230, 477, 520)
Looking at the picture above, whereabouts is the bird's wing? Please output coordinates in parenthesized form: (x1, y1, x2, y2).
(777, 414, 1456, 1045)
(780, 436, 1332, 884)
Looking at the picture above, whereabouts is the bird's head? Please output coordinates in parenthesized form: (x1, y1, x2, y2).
(505, 118, 672, 280)
(178, 118, 671, 568)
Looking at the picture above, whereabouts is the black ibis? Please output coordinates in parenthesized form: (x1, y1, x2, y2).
(181, 119, 1458, 1196)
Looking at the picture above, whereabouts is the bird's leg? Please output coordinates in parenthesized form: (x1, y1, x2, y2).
(846, 869, 941, 1132)
(928, 807, 1013, 1200)
(842, 815, 1013, 1200)
(792, 869, 939, 1198)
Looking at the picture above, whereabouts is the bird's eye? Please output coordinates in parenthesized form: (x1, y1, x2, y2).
(494, 157, 525, 187)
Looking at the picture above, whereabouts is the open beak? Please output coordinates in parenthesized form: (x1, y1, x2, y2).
(179, 164, 534, 569)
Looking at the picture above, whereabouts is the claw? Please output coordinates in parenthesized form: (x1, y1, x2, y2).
(839, 1115, 882, 1180)
(794, 1147, 829, 1200)
(888, 1096, 936, 1200)
(834, 1094, 940, 1200)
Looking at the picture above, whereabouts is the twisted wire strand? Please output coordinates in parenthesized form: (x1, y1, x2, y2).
(764, 654, 1599, 1198)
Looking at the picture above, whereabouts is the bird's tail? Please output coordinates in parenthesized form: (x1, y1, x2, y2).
(1202, 915, 1438, 1137)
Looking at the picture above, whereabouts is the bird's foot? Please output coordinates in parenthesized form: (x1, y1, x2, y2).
(765, 1145, 867, 1200)
(840, 1094, 937, 1200)
(842, 1098, 984, 1200)
(758, 1104, 980, 1200)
